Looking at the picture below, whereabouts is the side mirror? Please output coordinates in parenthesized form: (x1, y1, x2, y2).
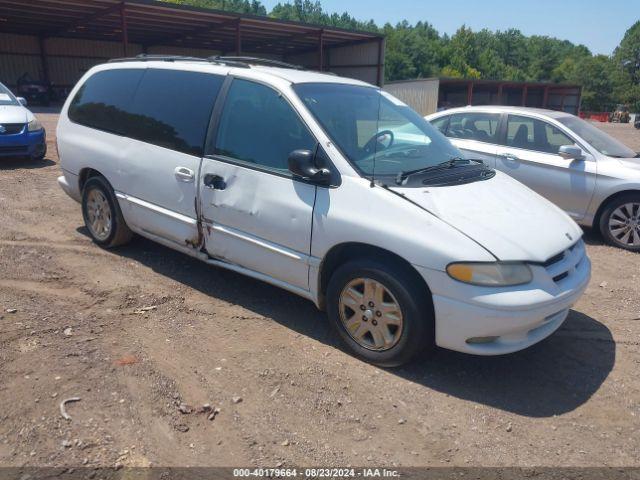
(558, 145, 584, 160)
(288, 149, 331, 185)
(17, 97, 27, 107)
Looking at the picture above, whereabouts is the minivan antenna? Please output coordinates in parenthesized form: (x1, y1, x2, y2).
(370, 89, 383, 188)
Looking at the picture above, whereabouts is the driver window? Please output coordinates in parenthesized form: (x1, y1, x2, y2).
(506, 115, 574, 155)
(215, 79, 316, 173)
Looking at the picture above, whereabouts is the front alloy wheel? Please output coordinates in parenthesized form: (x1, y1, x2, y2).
(600, 194, 640, 252)
(339, 277, 403, 351)
(607, 202, 640, 248)
(327, 258, 434, 367)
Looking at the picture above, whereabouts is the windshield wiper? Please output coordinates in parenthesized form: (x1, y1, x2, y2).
(395, 157, 482, 185)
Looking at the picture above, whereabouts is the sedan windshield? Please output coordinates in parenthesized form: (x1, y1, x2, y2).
(0, 83, 18, 106)
(294, 83, 463, 179)
(557, 115, 638, 158)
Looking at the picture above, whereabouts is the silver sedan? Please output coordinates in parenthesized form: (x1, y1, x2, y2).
(427, 106, 640, 251)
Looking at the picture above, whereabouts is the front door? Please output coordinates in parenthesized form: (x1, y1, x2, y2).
(199, 78, 319, 290)
(495, 114, 597, 221)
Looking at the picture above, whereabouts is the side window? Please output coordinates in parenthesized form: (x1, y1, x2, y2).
(448, 112, 499, 142)
(506, 115, 534, 149)
(214, 79, 316, 173)
(68, 69, 144, 134)
(507, 115, 574, 154)
(544, 123, 574, 154)
(127, 69, 224, 157)
(430, 116, 450, 135)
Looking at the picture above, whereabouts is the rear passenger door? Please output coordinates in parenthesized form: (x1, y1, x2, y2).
(436, 112, 500, 167)
(118, 68, 224, 246)
(199, 78, 318, 291)
(495, 114, 596, 220)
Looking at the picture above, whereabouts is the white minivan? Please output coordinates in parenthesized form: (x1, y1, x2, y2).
(57, 56, 591, 366)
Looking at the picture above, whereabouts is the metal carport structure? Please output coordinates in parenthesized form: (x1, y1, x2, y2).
(0, 0, 385, 96)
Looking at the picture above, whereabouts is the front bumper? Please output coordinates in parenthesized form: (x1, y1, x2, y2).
(0, 126, 46, 158)
(416, 241, 591, 355)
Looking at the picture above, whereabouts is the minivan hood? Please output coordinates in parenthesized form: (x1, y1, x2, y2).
(390, 171, 582, 262)
(617, 157, 640, 171)
(0, 105, 28, 124)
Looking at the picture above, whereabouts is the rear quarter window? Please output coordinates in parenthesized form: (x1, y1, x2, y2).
(68, 68, 224, 157)
(68, 69, 144, 135)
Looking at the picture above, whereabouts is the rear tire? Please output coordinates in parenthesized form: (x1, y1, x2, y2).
(326, 258, 434, 367)
(599, 193, 640, 252)
(82, 176, 133, 249)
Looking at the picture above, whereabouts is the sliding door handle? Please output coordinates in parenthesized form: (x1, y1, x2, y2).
(174, 166, 195, 182)
(500, 152, 520, 162)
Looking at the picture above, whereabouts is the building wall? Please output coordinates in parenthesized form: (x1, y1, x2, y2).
(285, 39, 383, 86)
(0, 33, 226, 90)
(383, 79, 440, 115)
(1, 33, 383, 96)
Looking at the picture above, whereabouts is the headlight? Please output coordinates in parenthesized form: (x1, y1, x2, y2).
(27, 118, 43, 132)
(446, 262, 532, 286)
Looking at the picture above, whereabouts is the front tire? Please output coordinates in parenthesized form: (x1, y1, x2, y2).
(82, 176, 133, 248)
(599, 194, 640, 252)
(326, 258, 434, 367)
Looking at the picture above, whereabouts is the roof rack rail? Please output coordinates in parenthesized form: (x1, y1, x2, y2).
(108, 54, 250, 68)
(212, 56, 304, 70)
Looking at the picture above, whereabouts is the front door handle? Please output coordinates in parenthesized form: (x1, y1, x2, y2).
(203, 173, 226, 190)
(500, 152, 520, 162)
(174, 166, 195, 182)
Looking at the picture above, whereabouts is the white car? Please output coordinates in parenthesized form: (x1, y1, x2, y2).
(427, 106, 640, 252)
(57, 56, 591, 366)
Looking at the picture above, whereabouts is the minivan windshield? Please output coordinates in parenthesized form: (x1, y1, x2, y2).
(557, 115, 638, 158)
(0, 83, 18, 106)
(294, 83, 465, 180)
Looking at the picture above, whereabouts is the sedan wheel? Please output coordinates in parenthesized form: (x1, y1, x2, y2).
(608, 202, 640, 248)
(339, 277, 404, 351)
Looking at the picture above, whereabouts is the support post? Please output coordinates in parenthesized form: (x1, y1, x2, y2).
(497, 83, 503, 105)
(318, 29, 324, 71)
(543, 86, 550, 108)
(235, 19, 242, 55)
(38, 36, 50, 85)
(120, 2, 129, 57)
(467, 81, 474, 106)
(376, 37, 384, 86)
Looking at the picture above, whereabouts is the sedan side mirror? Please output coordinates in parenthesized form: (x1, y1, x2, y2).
(288, 149, 331, 185)
(558, 145, 584, 160)
(17, 97, 27, 107)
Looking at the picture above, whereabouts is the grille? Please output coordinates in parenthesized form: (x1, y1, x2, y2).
(0, 145, 28, 154)
(0, 123, 25, 135)
(542, 240, 585, 285)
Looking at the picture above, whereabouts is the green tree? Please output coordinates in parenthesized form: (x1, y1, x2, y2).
(613, 21, 640, 111)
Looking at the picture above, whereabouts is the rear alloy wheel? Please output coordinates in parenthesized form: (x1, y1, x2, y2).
(327, 258, 434, 367)
(600, 194, 640, 252)
(82, 176, 133, 248)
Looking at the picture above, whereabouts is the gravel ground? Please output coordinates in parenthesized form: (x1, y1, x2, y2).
(0, 113, 639, 469)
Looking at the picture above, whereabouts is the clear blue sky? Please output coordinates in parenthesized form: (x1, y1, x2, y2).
(261, 0, 640, 55)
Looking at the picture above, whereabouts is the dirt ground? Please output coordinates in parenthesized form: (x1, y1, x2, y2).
(1, 113, 639, 470)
